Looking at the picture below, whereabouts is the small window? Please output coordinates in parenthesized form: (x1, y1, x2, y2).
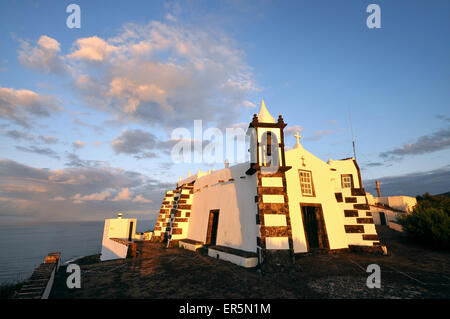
(299, 170, 315, 196)
(261, 131, 279, 167)
(341, 174, 353, 188)
(266, 132, 272, 156)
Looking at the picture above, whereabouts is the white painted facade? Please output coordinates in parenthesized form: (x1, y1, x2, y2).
(153, 101, 389, 267)
(185, 162, 259, 253)
(366, 192, 417, 225)
(208, 247, 258, 268)
(100, 215, 137, 261)
(285, 146, 350, 252)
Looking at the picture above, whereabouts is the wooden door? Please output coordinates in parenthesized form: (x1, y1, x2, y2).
(206, 210, 220, 245)
(301, 204, 329, 250)
(128, 221, 134, 241)
(379, 212, 386, 225)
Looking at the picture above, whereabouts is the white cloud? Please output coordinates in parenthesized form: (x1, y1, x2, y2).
(73, 140, 88, 149)
(0, 86, 61, 127)
(303, 130, 333, 141)
(242, 101, 256, 109)
(68, 36, 119, 62)
(285, 125, 304, 135)
(72, 190, 111, 203)
(39, 135, 58, 144)
(165, 13, 177, 22)
(132, 194, 152, 203)
(0, 159, 172, 223)
(19, 21, 258, 129)
(18, 35, 66, 74)
(112, 187, 132, 201)
(380, 127, 450, 158)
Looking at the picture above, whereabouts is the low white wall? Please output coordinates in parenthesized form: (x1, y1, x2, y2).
(100, 217, 137, 261)
(388, 221, 404, 232)
(187, 163, 258, 253)
(41, 266, 56, 299)
(371, 209, 402, 225)
(180, 241, 203, 251)
(100, 238, 129, 261)
(208, 248, 258, 268)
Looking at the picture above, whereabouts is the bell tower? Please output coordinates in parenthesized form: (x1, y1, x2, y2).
(247, 100, 294, 266)
(247, 100, 290, 175)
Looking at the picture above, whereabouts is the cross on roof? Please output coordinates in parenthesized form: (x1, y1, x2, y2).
(294, 131, 302, 144)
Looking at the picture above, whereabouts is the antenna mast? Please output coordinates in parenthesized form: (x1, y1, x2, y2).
(349, 108, 356, 160)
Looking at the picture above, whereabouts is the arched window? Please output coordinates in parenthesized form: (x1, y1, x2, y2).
(248, 127, 257, 164)
(261, 131, 279, 167)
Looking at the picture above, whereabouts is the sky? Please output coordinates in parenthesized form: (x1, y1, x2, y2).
(0, 0, 449, 224)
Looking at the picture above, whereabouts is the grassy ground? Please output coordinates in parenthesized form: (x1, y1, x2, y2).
(50, 226, 450, 299)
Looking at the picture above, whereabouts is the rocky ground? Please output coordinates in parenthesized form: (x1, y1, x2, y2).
(50, 226, 450, 298)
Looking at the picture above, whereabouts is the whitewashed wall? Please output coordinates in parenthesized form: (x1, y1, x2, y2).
(285, 146, 349, 252)
(100, 218, 136, 261)
(186, 163, 258, 253)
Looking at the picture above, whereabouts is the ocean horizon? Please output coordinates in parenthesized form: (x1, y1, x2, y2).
(0, 219, 156, 284)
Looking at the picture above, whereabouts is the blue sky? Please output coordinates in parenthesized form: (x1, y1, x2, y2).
(0, 0, 449, 223)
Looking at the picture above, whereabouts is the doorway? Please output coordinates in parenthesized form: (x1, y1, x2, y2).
(379, 212, 387, 225)
(206, 209, 220, 246)
(300, 204, 329, 250)
(128, 221, 134, 241)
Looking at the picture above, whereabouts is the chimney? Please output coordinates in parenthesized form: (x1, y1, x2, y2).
(117, 212, 122, 219)
(376, 180, 381, 197)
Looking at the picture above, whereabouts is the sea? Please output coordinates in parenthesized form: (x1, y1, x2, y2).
(0, 219, 156, 284)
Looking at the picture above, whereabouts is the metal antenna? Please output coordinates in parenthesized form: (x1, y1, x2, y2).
(348, 108, 356, 160)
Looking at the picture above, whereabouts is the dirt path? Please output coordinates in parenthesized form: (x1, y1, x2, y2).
(50, 226, 450, 298)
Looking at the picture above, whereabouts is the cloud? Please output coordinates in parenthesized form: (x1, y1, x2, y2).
(111, 128, 213, 160)
(380, 127, 450, 158)
(364, 165, 450, 197)
(1, 129, 34, 141)
(436, 115, 450, 123)
(1, 184, 47, 193)
(67, 36, 118, 62)
(73, 140, 88, 149)
(1, 130, 58, 145)
(15, 145, 60, 159)
(39, 135, 58, 144)
(65, 152, 105, 168)
(132, 194, 152, 203)
(228, 122, 249, 130)
(70, 187, 152, 204)
(165, 13, 177, 22)
(18, 35, 67, 74)
(285, 125, 304, 135)
(112, 129, 159, 155)
(303, 130, 333, 141)
(0, 86, 61, 127)
(0, 159, 172, 223)
(364, 162, 384, 168)
(72, 190, 111, 203)
(242, 101, 256, 109)
(22, 20, 257, 129)
(112, 187, 132, 201)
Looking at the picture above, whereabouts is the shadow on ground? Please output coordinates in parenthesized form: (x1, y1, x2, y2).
(50, 226, 450, 298)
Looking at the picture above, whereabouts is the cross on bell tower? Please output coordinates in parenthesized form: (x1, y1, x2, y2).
(294, 131, 302, 144)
